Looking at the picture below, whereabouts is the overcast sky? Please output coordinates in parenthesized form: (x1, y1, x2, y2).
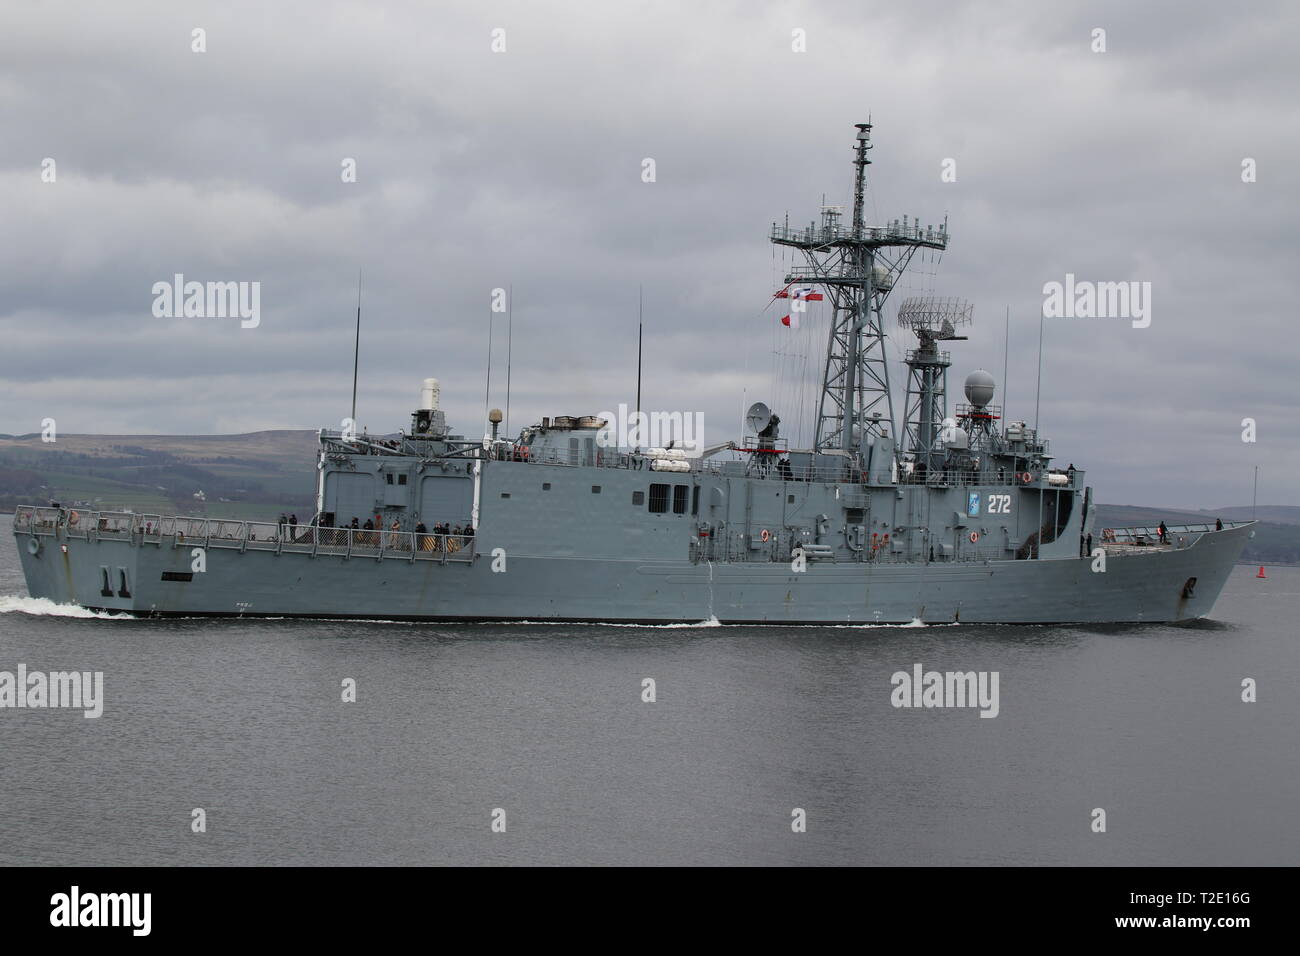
(1, 0, 1296, 508)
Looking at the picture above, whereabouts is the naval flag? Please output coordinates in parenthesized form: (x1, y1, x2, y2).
(774, 286, 824, 301)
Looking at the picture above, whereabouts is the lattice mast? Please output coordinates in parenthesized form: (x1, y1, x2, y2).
(898, 297, 973, 468)
(770, 122, 949, 458)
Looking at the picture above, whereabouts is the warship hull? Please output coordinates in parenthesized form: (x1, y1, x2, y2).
(12, 503, 1250, 625)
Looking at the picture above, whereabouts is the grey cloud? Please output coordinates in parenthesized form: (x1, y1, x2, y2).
(1, 0, 1296, 507)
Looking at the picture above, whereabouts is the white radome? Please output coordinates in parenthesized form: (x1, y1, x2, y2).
(421, 377, 441, 411)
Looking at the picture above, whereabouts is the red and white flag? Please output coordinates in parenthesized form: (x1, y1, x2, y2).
(774, 286, 824, 301)
(780, 314, 799, 328)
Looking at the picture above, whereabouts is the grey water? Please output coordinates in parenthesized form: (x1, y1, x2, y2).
(0, 512, 1295, 866)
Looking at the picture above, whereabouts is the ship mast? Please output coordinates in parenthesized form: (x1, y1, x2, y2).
(770, 122, 949, 461)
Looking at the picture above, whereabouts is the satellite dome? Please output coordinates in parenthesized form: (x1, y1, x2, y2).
(964, 369, 996, 407)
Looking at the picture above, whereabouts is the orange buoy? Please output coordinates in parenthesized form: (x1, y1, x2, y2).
(1257, 566, 1267, 579)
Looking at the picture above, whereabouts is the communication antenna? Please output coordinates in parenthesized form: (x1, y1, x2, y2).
(745, 401, 774, 435)
(484, 296, 494, 428)
(1001, 305, 1009, 423)
(636, 285, 644, 445)
(1034, 310, 1045, 434)
(1034, 311, 1045, 558)
(350, 269, 362, 428)
(505, 283, 513, 438)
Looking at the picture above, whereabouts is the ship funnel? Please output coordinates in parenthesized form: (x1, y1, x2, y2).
(420, 377, 441, 411)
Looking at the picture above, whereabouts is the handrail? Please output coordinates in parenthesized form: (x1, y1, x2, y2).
(10, 506, 475, 562)
(1106, 522, 1242, 541)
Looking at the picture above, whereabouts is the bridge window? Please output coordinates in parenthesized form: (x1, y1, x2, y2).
(648, 484, 669, 514)
(543, 482, 551, 491)
(398, 474, 407, 485)
(673, 486, 688, 515)
(592, 485, 601, 494)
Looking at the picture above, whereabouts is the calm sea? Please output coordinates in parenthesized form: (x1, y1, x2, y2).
(1, 513, 1295, 866)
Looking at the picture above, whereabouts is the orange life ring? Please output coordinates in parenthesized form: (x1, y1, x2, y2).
(1021, 471, 1033, 484)
(760, 528, 771, 543)
(68, 510, 80, 526)
(969, 531, 979, 543)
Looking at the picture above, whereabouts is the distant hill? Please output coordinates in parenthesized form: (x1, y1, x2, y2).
(1207, 505, 1300, 526)
(0, 431, 1294, 564)
(0, 430, 318, 520)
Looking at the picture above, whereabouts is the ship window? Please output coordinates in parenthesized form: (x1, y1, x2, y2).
(632, 491, 645, 506)
(161, 571, 193, 582)
(592, 485, 601, 494)
(398, 474, 407, 485)
(500, 492, 511, 499)
(672, 485, 688, 514)
(692, 486, 699, 515)
(648, 484, 669, 514)
(543, 483, 551, 491)
(385, 473, 394, 485)
(788, 494, 795, 504)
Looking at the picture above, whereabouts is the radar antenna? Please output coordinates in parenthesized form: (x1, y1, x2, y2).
(744, 401, 781, 476)
(898, 296, 973, 469)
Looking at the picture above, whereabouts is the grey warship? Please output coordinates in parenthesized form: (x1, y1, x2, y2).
(12, 124, 1251, 623)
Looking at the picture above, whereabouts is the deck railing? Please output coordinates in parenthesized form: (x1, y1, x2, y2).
(10, 506, 475, 563)
(1104, 522, 1241, 544)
